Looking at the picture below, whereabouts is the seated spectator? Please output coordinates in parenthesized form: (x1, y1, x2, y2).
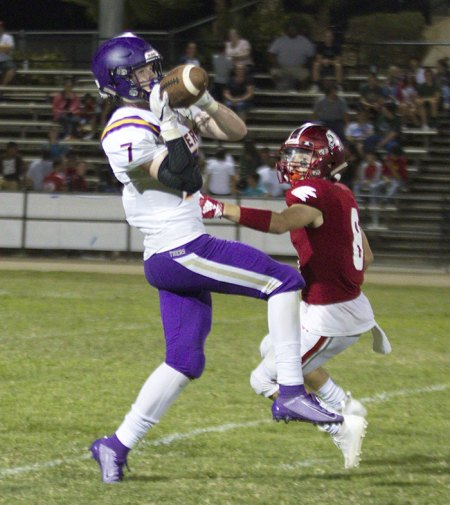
(43, 159, 66, 192)
(352, 151, 383, 206)
(237, 138, 261, 191)
(223, 64, 254, 122)
(398, 74, 421, 127)
(240, 172, 266, 197)
(205, 145, 237, 196)
(52, 78, 82, 140)
(211, 42, 233, 101)
(345, 109, 374, 158)
(408, 57, 425, 85)
(256, 147, 290, 197)
(0, 21, 16, 86)
(381, 145, 408, 206)
(415, 67, 440, 129)
(363, 101, 402, 154)
(0, 141, 26, 190)
(79, 93, 100, 140)
(313, 81, 349, 141)
(341, 141, 362, 189)
(310, 28, 342, 92)
(66, 160, 89, 192)
(382, 65, 403, 103)
(358, 73, 385, 121)
(268, 19, 315, 91)
(25, 149, 53, 191)
(435, 57, 450, 110)
(225, 28, 253, 69)
(179, 41, 201, 67)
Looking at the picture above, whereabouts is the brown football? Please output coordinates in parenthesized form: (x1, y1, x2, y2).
(159, 64, 209, 109)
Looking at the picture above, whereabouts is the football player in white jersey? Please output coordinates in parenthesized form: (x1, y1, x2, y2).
(200, 123, 392, 469)
(89, 34, 343, 483)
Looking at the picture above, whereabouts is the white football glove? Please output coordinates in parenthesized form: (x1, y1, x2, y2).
(149, 84, 180, 141)
(194, 90, 219, 115)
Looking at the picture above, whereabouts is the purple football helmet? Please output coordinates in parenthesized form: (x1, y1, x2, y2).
(91, 32, 163, 101)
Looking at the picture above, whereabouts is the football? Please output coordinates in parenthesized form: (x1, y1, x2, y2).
(159, 64, 209, 109)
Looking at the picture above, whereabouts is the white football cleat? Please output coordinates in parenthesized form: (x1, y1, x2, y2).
(341, 391, 368, 417)
(332, 414, 368, 469)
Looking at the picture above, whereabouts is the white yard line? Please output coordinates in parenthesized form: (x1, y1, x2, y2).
(0, 383, 448, 478)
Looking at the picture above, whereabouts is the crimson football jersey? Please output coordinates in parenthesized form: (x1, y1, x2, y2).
(286, 179, 364, 304)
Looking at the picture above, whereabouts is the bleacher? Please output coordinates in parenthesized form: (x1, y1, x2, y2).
(0, 67, 449, 267)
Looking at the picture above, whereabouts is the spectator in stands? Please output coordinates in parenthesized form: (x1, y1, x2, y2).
(179, 41, 201, 67)
(52, 78, 82, 140)
(435, 57, 450, 110)
(380, 145, 408, 206)
(223, 64, 255, 122)
(256, 147, 290, 197)
(353, 150, 383, 207)
(310, 28, 343, 92)
(358, 73, 384, 121)
(341, 140, 362, 189)
(225, 28, 253, 69)
(79, 93, 100, 140)
(211, 42, 233, 102)
(0, 141, 26, 190)
(398, 74, 421, 128)
(408, 57, 425, 85)
(345, 109, 374, 158)
(25, 148, 53, 191)
(415, 67, 441, 130)
(43, 158, 66, 192)
(313, 81, 349, 141)
(237, 138, 261, 191)
(268, 19, 316, 91)
(44, 126, 70, 160)
(66, 160, 89, 192)
(204, 145, 237, 196)
(363, 101, 402, 154)
(382, 65, 403, 103)
(239, 172, 266, 197)
(0, 21, 16, 87)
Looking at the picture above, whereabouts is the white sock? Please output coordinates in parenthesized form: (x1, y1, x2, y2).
(267, 291, 303, 386)
(116, 362, 190, 448)
(317, 377, 347, 412)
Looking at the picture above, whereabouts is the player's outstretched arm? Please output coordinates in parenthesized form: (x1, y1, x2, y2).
(193, 91, 247, 141)
(199, 194, 322, 233)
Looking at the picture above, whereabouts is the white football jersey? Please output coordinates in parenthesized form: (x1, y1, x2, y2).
(101, 105, 206, 259)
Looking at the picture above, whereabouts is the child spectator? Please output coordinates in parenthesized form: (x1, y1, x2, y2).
(52, 78, 82, 140)
(43, 159, 66, 192)
(353, 151, 383, 207)
(204, 145, 237, 196)
(240, 172, 266, 197)
(381, 146, 408, 206)
(0, 141, 26, 190)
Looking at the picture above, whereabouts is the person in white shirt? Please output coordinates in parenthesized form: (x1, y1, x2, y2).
(256, 147, 289, 197)
(205, 145, 237, 195)
(0, 21, 16, 86)
(89, 32, 342, 484)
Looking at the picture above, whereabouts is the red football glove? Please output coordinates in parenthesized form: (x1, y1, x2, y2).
(199, 193, 224, 219)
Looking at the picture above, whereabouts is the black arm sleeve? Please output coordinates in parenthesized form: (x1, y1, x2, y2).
(157, 137, 203, 193)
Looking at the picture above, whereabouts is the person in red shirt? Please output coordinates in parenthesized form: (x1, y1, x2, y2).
(381, 146, 408, 206)
(43, 158, 66, 192)
(200, 123, 392, 469)
(52, 78, 82, 140)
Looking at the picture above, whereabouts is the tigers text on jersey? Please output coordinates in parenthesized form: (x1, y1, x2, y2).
(286, 179, 365, 305)
(101, 105, 205, 259)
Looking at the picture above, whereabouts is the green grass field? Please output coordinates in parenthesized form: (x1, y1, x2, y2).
(0, 269, 448, 505)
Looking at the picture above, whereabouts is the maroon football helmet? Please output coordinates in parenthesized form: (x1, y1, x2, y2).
(276, 123, 347, 185)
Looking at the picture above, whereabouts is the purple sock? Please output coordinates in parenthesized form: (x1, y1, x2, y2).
(107, 433, 130, 459)
(279, 384, 306, 397)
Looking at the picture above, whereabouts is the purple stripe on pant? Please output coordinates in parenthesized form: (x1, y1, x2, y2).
(144, 234, 304, 379)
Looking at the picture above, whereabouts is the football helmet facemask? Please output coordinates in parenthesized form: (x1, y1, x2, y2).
(92, 32, 163, 102)
(276, 123, 347, 185)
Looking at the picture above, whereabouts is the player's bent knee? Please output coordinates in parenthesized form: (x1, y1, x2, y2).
(272, 264, 305, 294)
(166, 353, 205, 379)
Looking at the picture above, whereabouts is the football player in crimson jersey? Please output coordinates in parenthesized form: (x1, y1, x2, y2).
(200, 123, 392, 469)
(89, 37, 343, 483)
